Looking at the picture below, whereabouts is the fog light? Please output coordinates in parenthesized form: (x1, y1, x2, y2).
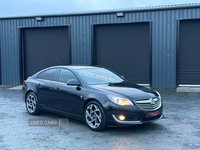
(119, 115, 125, 121)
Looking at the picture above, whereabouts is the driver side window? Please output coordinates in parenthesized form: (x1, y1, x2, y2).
(58, 69, 78, 83)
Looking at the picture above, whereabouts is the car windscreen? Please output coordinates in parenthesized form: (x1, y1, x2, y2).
(76, 68, 124, 85)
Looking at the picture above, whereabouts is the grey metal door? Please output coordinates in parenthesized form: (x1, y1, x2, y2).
(93, 23, 151, 84)
(179, 19, 200, 85)
(22, 27, 70, 79)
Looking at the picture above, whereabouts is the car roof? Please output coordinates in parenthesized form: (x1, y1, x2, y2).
(50, 65, 100, 70)
(29, 66, 103, 79)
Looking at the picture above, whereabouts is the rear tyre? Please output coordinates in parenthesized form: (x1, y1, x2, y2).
(25, 92, 41, 115)
(84, 101, 107, 131)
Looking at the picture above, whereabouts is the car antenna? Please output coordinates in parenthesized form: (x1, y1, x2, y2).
(55, 56, 61, 65)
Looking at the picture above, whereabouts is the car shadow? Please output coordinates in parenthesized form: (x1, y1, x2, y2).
(105, 122, 166, 133)
(37, 110, 86, 125)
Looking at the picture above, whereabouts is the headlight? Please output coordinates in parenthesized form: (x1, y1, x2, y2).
(107, 95, 133, 106)
(156, 91, 161, 99)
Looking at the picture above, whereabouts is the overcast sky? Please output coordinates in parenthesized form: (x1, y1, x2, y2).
(0, 0, 200, 17)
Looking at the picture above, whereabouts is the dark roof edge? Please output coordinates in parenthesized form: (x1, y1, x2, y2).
(1, 3, 200, 20)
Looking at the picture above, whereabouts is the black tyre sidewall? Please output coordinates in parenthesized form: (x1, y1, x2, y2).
(84, 101, 107, 131)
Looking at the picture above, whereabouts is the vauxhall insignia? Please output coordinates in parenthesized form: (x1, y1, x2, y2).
(150, 98, 155, 105)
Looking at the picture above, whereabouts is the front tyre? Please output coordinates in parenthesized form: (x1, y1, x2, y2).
(25, 92, 41, 115)
(84, 101, 107, 131)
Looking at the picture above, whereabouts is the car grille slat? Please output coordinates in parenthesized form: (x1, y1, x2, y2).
(134, 97, 162, 111)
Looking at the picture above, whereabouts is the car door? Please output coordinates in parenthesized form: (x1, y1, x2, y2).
(53, 69, 82, 115)
(37, 68, 59, 109)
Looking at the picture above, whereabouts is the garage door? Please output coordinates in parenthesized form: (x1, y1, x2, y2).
(179, 20, 200, 85)
(22, 27, 70, 79)
(93, 23, 151, 84)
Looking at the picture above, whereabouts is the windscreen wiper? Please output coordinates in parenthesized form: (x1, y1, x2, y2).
(108, 81, 125, 86)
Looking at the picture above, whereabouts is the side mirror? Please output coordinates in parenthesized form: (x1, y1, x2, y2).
(67, 79, 80, 86)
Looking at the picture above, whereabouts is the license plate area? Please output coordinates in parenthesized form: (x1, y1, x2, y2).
(146, 111, 160, 117)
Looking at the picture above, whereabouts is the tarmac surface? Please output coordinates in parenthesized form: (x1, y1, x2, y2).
(0, 87, 200, 150)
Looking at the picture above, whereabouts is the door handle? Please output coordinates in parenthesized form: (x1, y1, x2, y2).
(37, 83, 41, 86)
(55, 87, 59, 91)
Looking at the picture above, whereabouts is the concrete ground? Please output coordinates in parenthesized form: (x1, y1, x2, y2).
(0, 87, 199, 150)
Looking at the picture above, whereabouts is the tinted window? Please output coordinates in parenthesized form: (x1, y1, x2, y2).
(37, 69, 58, 81)
(77, 68, 123, 85)
(59, 69, 78, 83)
(38, 72, 45, 79)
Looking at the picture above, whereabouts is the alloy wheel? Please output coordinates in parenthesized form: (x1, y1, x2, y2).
(85, 104, 102, 129)
(26, 93, 37, 113)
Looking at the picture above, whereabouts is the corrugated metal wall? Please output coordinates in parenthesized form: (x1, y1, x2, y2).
(1, 6, 200, 87)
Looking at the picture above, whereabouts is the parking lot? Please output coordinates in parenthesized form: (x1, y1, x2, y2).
(0, 87, 200, 150)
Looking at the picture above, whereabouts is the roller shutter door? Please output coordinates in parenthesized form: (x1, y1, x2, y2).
(93, 23, 150, 84)
(23, 27, 70, 79)
(179, 20, 200, 85)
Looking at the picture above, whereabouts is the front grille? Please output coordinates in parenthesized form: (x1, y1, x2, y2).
(134, 97, 162, 111)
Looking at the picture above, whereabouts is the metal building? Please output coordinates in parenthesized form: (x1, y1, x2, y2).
(1, 3, 200, 88)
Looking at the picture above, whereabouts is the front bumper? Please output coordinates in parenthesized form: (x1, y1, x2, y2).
(112, 114, 164, 125)
(103, 101, 163, 126)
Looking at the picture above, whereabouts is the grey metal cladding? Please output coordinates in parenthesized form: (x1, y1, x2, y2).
(0, 22, 1, 85)
(0, 6, 200, 87)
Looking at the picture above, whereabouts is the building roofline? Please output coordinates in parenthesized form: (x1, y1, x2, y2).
(0, 3, 200, 20)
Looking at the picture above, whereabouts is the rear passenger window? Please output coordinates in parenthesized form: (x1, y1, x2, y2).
(38, 72, 45, 79)
(37, 69, 58, 81)
(59, 69, 78, 83)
